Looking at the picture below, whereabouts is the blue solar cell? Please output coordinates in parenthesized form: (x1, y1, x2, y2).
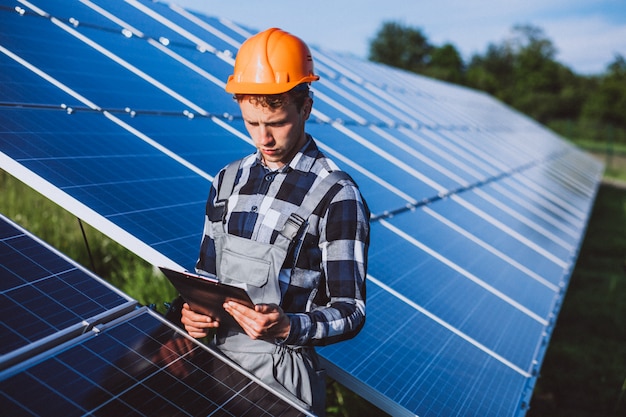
(424, 192, 568, 285)
(0, 214, 135, 355)
(0, 107, 209, 268)
(367, 221, 546, 371)
(306, 123, 442, 200)
(1, 6, 192, 112)
(320, 284, 529, 416)
(385, 204, 559, 319)
(116, 113, 253, 175)
(0, 308, 308, 416)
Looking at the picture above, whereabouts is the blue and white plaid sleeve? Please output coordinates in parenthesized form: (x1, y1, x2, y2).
(282, 179, 369, 346)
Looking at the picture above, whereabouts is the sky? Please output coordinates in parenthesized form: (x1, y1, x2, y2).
(170, 0, 626, 75)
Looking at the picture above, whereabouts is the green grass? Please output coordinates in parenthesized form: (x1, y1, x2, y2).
(527, 182, 626, 417)
(1, 155, 625, 416)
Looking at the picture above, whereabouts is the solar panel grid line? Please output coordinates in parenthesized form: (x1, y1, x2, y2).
(0, 301, 139, 372)
(514, 169, 590, 221)
(17, 0, 564, 228)
(1, 321, 88, 371)
(145, 37, 228, 89)
(19, 0, 232, 113)
(77, 0, 231, 90)
(421, 205, 561, 292)
(433, 130, 520, 177)
(167, 3, 241, 50)
(486, 182, 581, 239)
(78, 0, 147, 38)
(1, 39, 215, 184)
(328, 55, 494, 130)
(449, 195, 569, 268)
(369, 125, 472, 187)
(42, 10, 210, 116)
(310, 89, 369, 126)
(378, 219, 550, 326)
(7, 2, 278, 169)
(125, 0, 221, 56)
(312, 59, 438, 125)
(312, 137, 420, 205)
(3, 8, 230, 175)
(549, 159, 604, 205)
(465, 186, 580, 255)
(0, 45, 102, 111)
(1, 38, 580, 282)
(471, 188, 577, 252)
(0, 212, 137, 364)
(339, 77, 422, 128)
(363, 84, 441, 128)
(327, 120, 448, 194)
(505, 175, 587, 227)
(72, 0, 235, 92)
(366, 275, 532, 378)
(101, 110, 214, 181)
(549, 158, 602, 196)
(0, 151, 182, 269)
(397, 127, 489, 181)
(319, 281, 533, 415)
(317, 78, 397, 126)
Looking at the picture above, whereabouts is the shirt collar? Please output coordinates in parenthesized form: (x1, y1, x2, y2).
(252, 134, 319, 174)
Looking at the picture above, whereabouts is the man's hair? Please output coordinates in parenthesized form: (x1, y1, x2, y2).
(234, 84, 310, 112)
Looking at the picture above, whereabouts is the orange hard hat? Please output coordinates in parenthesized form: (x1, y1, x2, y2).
(225, 28, 320, 95)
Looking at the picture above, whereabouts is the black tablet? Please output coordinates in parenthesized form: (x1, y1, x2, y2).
(160, 267, 254, 324)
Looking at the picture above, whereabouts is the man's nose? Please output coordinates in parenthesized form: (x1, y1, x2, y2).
(257, 125, 273, 144)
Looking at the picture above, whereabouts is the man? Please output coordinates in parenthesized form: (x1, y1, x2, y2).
(181, 28, 369, 415)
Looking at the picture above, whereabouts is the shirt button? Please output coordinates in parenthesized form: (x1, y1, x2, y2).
(264, 173, 275, 182)
(251, 206, 258, 212)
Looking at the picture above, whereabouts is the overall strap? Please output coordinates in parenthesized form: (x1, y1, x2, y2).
(281, 170, 352, 241)
(214, 160, 241, 223)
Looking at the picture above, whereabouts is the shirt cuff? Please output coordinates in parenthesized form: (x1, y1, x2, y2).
(277, 313, 312, 346)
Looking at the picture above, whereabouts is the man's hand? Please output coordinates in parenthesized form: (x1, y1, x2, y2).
(224, 301, 291, 340)
(180, 303, 220, 338)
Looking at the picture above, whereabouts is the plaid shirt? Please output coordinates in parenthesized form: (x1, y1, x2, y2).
(196, 136, 369, 346)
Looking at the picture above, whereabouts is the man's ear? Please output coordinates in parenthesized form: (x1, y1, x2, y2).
(301, 97, 313, 121)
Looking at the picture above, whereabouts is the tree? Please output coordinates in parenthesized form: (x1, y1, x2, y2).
(423, 43, 465, 84)
(582, 54, 626, 129)
(466, 24, 583, 123)
(466, 43, 516, 100)
(368, 21, 432, 73)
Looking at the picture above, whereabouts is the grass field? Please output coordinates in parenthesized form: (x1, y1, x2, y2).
(1, 150, 624, 416)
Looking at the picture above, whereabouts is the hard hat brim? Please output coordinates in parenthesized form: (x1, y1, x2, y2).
(225, 75, 320, 95)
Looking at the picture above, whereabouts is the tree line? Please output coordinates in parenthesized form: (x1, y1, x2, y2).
(368, 22, 626, 147)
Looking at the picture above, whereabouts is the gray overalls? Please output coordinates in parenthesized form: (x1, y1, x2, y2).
(211, 161, 350, 416)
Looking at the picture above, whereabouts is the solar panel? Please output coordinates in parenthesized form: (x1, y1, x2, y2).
(0, 0, 604, 416)
(0, 214, 311, 416)
(0, 212, 135, 361)
(0, 307, 310, 416)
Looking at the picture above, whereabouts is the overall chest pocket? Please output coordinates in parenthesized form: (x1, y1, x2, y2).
(220, 245, 271, 287)
(216, 233, 289, 306)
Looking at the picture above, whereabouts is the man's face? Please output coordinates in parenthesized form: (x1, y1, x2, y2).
(239, 97, 311, 170)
